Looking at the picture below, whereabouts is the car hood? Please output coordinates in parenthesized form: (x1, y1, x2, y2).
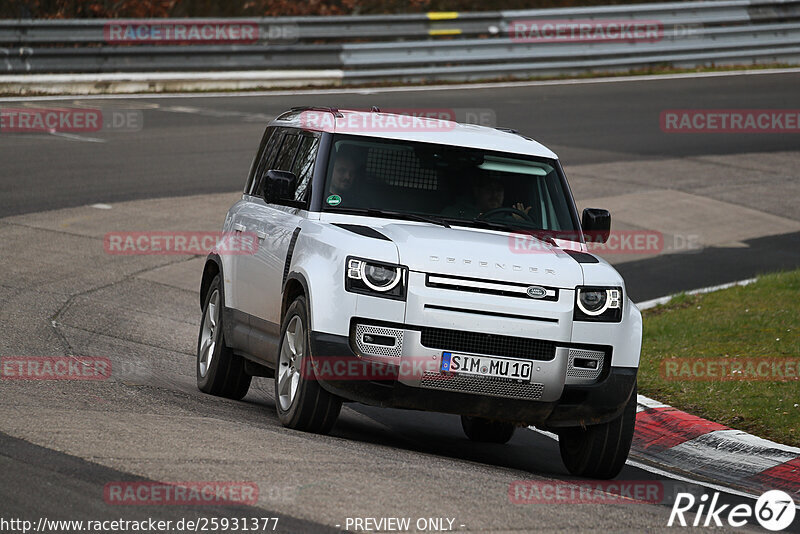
(376, 222, 585, 288)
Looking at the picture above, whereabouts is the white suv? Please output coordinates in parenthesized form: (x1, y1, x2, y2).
(197, 107, 642, 479)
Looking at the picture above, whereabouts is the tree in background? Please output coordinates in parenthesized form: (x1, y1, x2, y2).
(6, 0, 179, 18)
(2, 0, 663, 18)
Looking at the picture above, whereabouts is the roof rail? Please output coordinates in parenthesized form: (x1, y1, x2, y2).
(279, 106, 343, 120)
(494, 126, 532, 141)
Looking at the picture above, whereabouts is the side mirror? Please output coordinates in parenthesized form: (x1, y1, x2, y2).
(581, 208, 611, 244)
(263, 169, 297, 203)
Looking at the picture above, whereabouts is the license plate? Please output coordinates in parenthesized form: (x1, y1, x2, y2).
(441, 352, 532, 381)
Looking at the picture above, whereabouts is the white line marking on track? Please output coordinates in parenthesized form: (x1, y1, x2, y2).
(667, 434, 792, 477)
(48, 131, 105, 143)
(637, 395, 670, 410)
(704, 429, 800, 456)
(157, 104, 273, 122)
(623, 458, 764, 504)
(1, 68, 798, 102)
(525, 425, 800, 507)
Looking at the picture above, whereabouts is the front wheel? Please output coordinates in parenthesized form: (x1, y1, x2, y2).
(197, 275, 251, 400)
(274, 296, 341, 434)
(557, 383, 637, 479)
(461, 416, 516, 444)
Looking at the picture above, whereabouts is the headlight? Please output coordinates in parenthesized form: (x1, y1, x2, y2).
(363, 263, 401, 291)
(575, 287, 622, 322)
(346, 257, 407, 300)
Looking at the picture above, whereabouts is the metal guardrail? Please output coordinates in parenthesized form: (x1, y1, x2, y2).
(0, 13, 495, 45)
(3, 0, 800, 44)
(1, 0, 800, 81)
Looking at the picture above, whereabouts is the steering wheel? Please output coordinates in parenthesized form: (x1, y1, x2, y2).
(477, 207, 534, 223)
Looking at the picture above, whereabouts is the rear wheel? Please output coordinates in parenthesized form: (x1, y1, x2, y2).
(461, 416, 516, 444)
(274, 296, 341, 434)
(197, 276, 251, 400)
(557, 383, 637, 479)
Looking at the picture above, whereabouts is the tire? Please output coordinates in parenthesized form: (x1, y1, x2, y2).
(274, 296, 342, 434)
(557, 383, 637, 479)
(461, 416, 516, 444)
(196, 275, 251, 400)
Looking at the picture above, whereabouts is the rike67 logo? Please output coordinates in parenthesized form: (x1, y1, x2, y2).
(669, 490, 796, 531)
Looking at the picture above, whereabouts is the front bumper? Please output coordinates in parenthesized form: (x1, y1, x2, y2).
(310, 331, 637, 428)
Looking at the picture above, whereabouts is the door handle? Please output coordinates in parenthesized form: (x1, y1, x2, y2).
(233, 223, 246, 233)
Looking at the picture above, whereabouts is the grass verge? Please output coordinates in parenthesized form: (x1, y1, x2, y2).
(639, 269, 800, 447)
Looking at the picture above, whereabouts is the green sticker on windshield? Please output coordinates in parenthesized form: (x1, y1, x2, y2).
(326, 194, 342, 206)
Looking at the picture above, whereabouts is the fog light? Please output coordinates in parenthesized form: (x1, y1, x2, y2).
(574, 358, 598, 369)
(362, 333, 396, 346)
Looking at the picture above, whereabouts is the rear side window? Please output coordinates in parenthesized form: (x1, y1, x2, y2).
(252, 131, 293, 199)
(272, 133, 301, 172)
(253, 130, 320, 207)
(245, 127, 276, 195)
(291, 136, 320, 202)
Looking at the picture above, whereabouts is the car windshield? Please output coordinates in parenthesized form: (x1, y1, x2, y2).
(321, 134, 578, 233)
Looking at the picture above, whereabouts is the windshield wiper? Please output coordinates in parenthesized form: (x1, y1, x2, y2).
(447, 218, 558, 245)
(448, 218, 516, 232)
(374, 210, 451, 228)
(330, 207, 450, 228)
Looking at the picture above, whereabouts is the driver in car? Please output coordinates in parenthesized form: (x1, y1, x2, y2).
(442, 176, 531, 220)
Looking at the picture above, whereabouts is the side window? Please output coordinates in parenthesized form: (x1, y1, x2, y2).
(291, 136, 320, 203)
(245, 127, 275, 196)
(252, 130, 288, 198)
(272, 133, 301, 172)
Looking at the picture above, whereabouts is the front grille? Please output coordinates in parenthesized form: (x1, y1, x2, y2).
(426, 274, 559, 302)
(420, 372, 544, 400)
(420, 327, 556, 361)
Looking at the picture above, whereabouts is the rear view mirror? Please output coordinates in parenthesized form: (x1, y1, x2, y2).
(263, 170, 297, 203)
(581, 208, 611, 244)
(416, 146, 484, 170)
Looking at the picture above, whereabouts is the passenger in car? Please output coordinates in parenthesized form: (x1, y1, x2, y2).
(327, 147, 393, 209)
(328, 150, 360, 197)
